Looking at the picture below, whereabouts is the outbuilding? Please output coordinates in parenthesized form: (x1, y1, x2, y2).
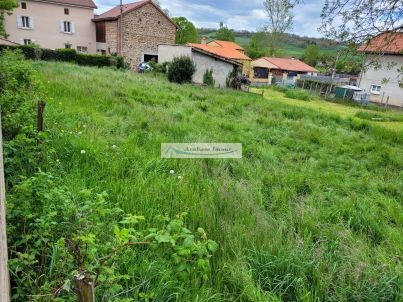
(158, 44, 241, 88)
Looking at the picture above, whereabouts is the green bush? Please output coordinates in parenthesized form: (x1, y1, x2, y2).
(0, 50, 37, 140)
(0, 44, 125, 68)
(56, 48, 77, 62)
(167, 56, 196, 84)
(148, 60, 170, 73)
(41, 48, 59, 61)
(203, 69, 215, 86)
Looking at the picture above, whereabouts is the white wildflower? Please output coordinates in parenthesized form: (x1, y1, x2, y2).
(178, 175, 182, 180)
(80, 150, 86, 154)
(170, 170, 175, 174)
(112, 145, 117, 149)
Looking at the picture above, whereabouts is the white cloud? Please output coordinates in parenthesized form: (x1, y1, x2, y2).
(95, 0, 327, 37)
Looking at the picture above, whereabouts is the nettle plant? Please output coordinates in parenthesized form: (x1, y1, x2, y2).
(8, 172, 217, 301)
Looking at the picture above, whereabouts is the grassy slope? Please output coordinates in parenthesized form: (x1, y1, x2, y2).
(36, 62, 402, 301)
(251, 88, 403, 131)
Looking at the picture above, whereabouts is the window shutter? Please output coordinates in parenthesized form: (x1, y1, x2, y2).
(60, 21, 64, 32)
(71, 22, 75, 33)
(30, 17, 34, 29)
(17, 15, 22, 28)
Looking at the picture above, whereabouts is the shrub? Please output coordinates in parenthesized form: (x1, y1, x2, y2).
(0, 50, 38, 140)
(148, 60, 169, 73)
(19, 45, 42, 60)
(56, 48, 77, 62)
(203, 69, 215, 86)
(0, 45, 125, 68)
(226, 66, 237, 88)
(167, 56, 196, 84)
(41, 48, 59, 61)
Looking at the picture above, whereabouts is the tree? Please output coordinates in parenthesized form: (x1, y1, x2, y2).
(303, 44, 320, 66)
(172, 17, 198, 44)
(263, 0, 294, 56)
(214, 23, 235, 42)
(246, 32, 270, 59)
(0, 0, 18, 37)
(320, 0, 402, 86)
(320, 0, 402, 43)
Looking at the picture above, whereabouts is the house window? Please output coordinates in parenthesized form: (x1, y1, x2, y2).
(254, 67, 269, 79)
(77, 46, 87, 53)
(64, 8, 69, 15)
(65, 43, 72, 49)
(62, 21, 73, 33)
(23, 39, 32, 45)
(370, 84, 381, 94)
(21, 16, 30, 28)
(21, 2, 27, 9)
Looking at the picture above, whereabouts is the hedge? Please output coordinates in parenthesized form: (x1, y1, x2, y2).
(0, 45, 125, 69)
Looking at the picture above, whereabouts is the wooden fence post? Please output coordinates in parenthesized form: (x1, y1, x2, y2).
(73, 272, 95, 302)
(37, 101, 46, 132)
(0, 112, 11, 302)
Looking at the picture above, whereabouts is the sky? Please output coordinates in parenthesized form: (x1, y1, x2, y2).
(95, 0, 326, 38)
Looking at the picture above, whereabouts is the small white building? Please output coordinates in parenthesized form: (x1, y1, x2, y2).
(158, 44, 241, 88)
(358, 32, 403, 107)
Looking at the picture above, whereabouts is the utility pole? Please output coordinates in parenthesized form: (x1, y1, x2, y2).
(0, 112, 10, 302)
(119, 0, 123, 55)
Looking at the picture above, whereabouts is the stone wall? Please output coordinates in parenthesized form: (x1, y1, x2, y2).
(117, 3, 176, 69)
(105, 21, 118, 54)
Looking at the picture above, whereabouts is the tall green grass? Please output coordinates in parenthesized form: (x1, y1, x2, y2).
(30, 61, 402, 300)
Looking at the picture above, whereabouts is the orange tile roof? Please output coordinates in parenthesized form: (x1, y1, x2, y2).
(93, 0, 177, 27)
(188, 43, 251, 61)
(259, 57, 318, 73)
(209, 40, 245, 51)
(358, 32, 403, 54)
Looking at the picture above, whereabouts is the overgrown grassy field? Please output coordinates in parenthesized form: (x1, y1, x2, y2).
(24, 61, 403, 300)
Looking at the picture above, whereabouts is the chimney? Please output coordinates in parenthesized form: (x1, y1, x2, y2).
(201, 36, 207, 45)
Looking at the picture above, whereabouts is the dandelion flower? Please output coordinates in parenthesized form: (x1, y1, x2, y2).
(170, 170, 175, 174)
(178, 175, 182, 180)
(80, 150, 86, 154)
(112, 145, 117, 149)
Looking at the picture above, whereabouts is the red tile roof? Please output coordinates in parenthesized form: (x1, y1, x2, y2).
(33, 0, 97, 9)
(260, 57, 318, 73)
(209, 40, 244, 51)
(358, 32, 403, 54)
(93, 0, 177, 27)
(188, 43, 251, 61)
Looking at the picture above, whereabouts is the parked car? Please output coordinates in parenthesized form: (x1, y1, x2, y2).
(137, 62, 153, 73)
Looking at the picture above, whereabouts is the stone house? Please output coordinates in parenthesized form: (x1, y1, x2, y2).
(358, 32, 403, 107)
(3, 0, 97, 53)
(93, 0, 176, 68)
(158, 44, 242, 88)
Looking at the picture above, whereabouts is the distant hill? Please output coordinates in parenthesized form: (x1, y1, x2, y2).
(197, 29, 340, 58)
